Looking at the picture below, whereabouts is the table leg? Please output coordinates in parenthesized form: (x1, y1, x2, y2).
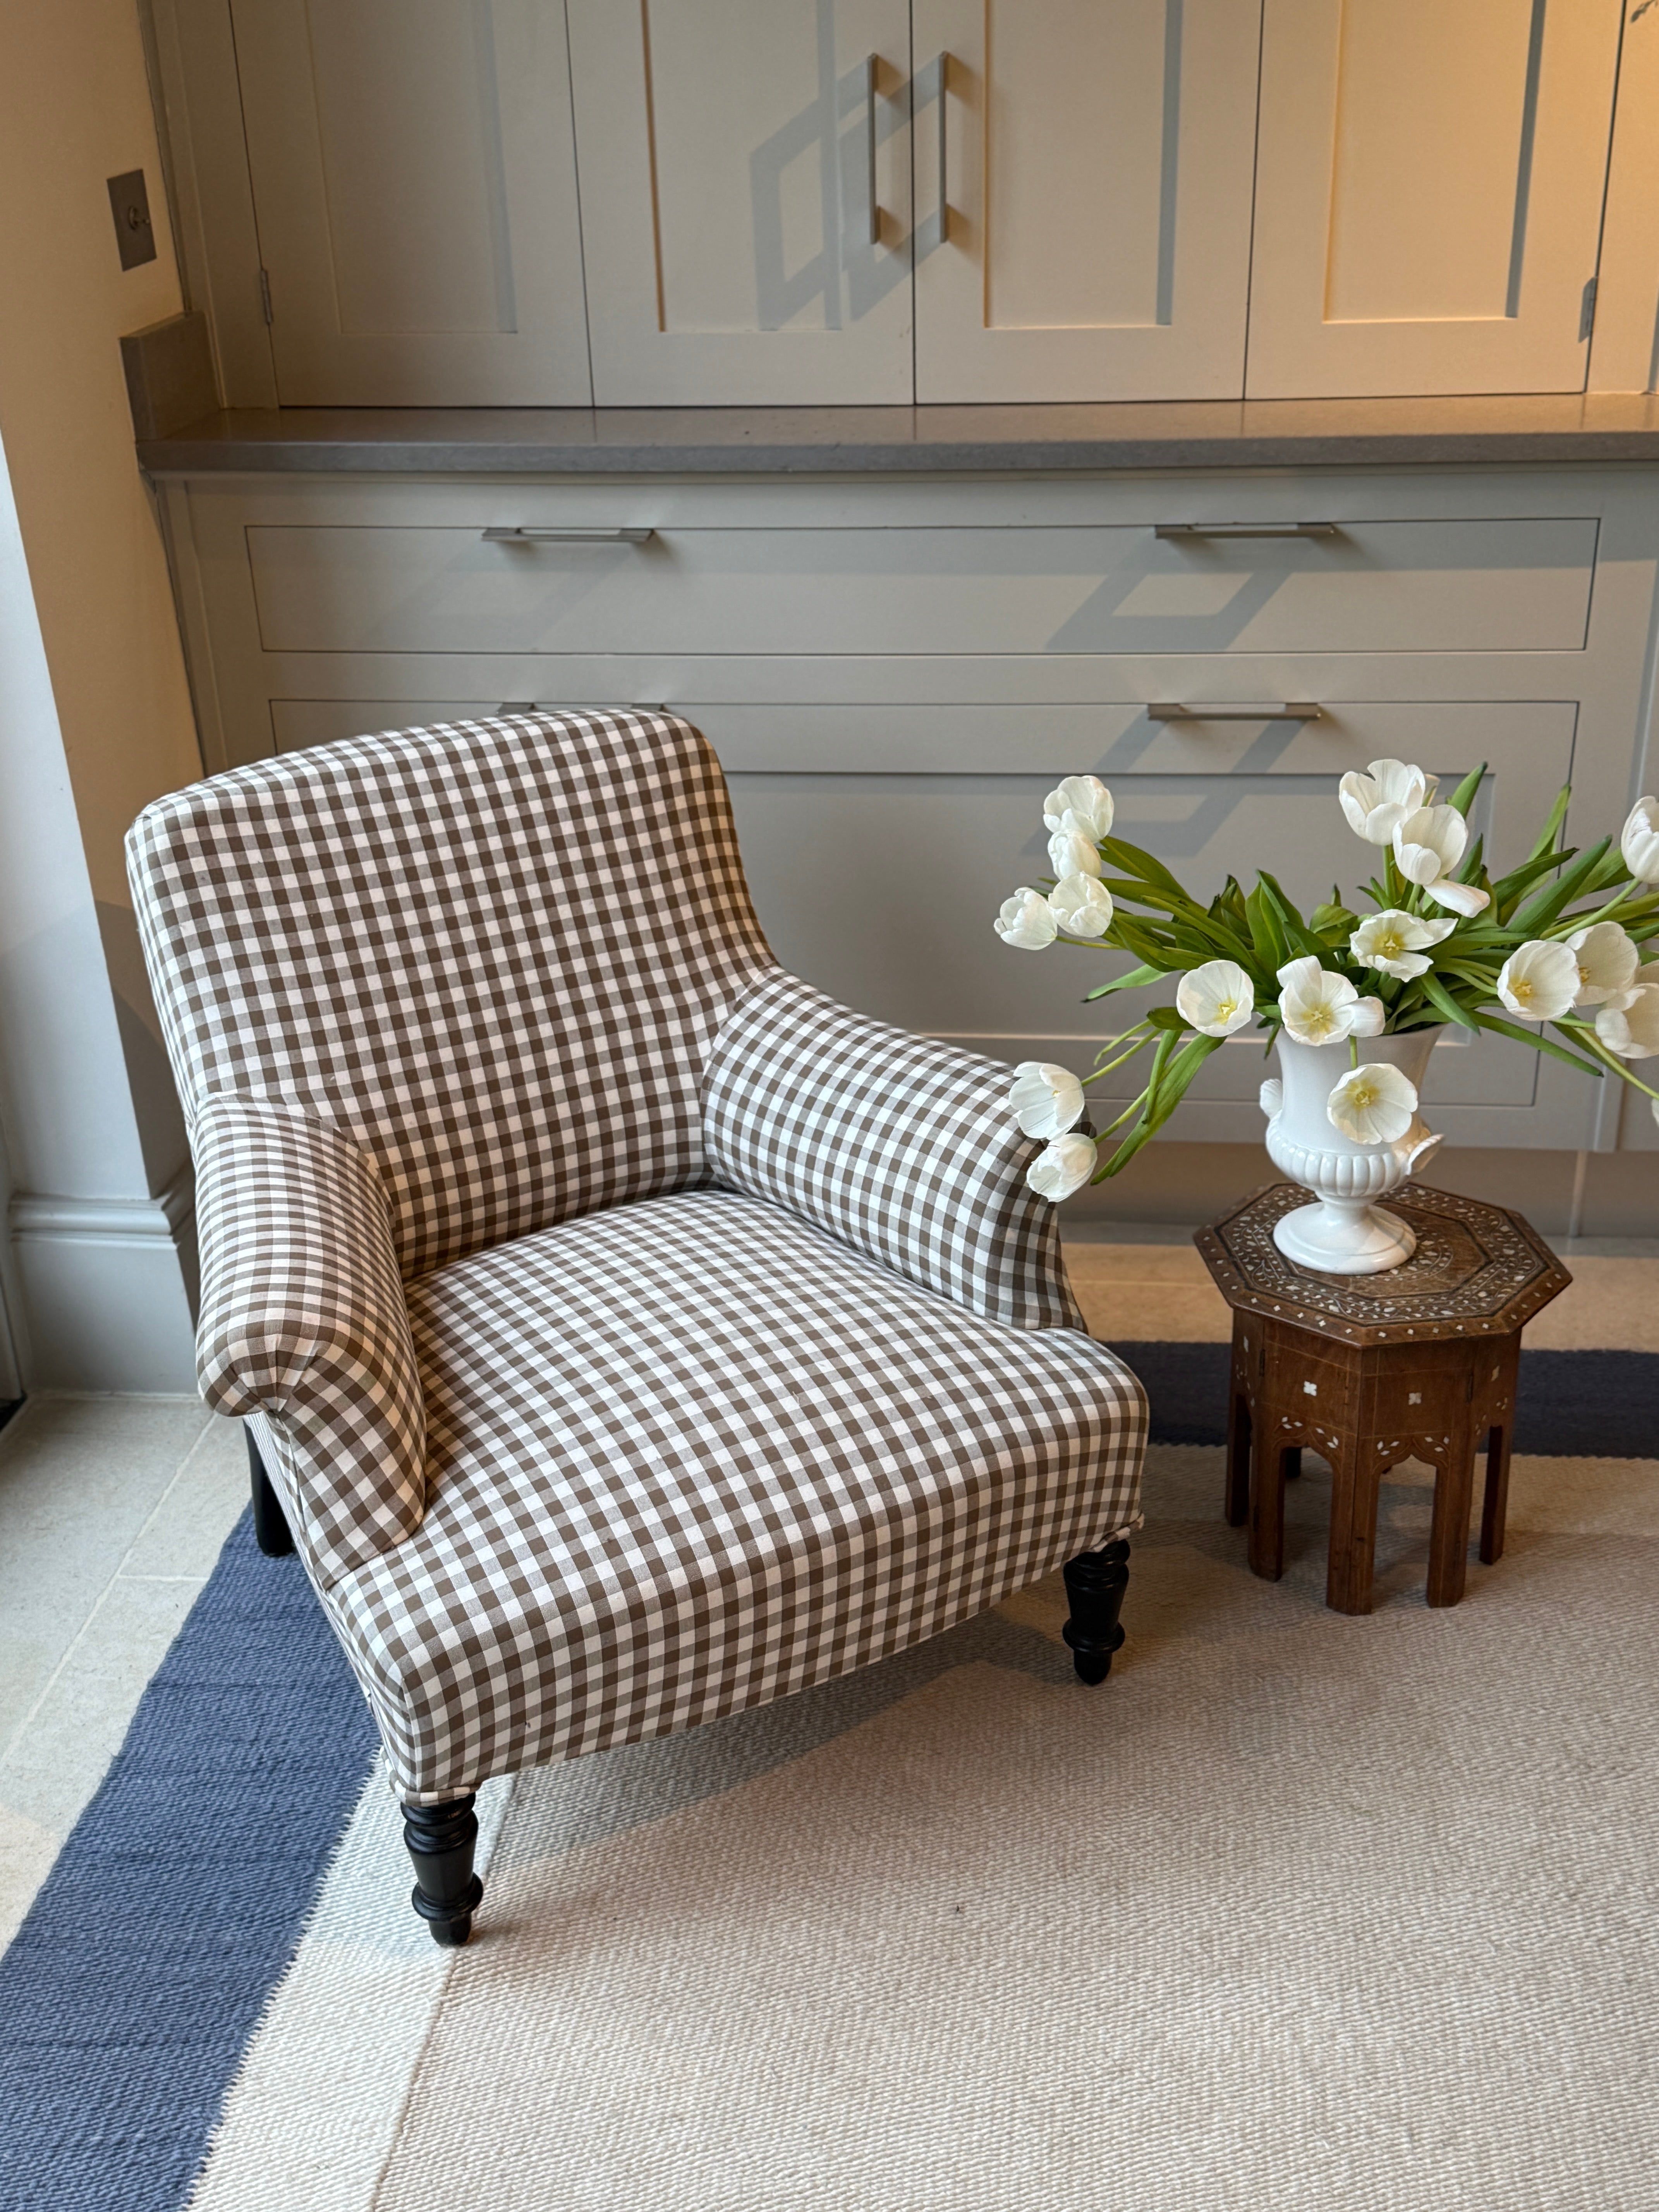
(1248, 1437, 1290, 1582)
(1480, 1420, 1513, 1567)
(1427, 1422, 1477, 1609)
(1225, 1389, 1252, 1529)
(1326, 1437, 1383, 1615)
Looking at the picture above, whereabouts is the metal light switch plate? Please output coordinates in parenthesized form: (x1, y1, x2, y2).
(107, 170, 157, 270)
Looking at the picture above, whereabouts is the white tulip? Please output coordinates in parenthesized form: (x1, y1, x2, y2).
(1043, 775, 1115, 843)
(1026, 1131, 1097, 1201)
(1009, 1061, 1086, 1140)
(1594, 970, 1659, 1060)
(994, 888, 1058, 951)
(1496, 938, 1580, 1024)
(1176, 959, 1255, 1038)
(1047, 815, 1104, 882)
(1349, 909, 1457, 981)
(1393, 803, 1465, 883)
(1275, 955, 1387, 1045)
(1325, 1062, 1419, 1145)
(1047, 873, 1114, 938)
(1622, 796, 1659, 885)
(1392, 804, 1491, 916)
(1339, 759, 1433, 845)
(1565, 920, 1639, 1008)
(1423, 877, 1491, 917)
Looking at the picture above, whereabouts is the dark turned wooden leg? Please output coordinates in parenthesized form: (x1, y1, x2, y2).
(247, 1430, 295, 1557)
(1247, 1442, 1290, 1583)
(1479, 1422, 1513, 1567)
(1225, 1392, 1252, 1528)
(1062, 1540, 1130, 1684)
(403, 1795, 483, 1946)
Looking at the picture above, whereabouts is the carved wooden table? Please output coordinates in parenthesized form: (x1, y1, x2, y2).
(1195, 1183, 1571, 1613)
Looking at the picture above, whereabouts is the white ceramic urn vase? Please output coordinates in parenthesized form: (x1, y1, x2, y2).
(1259, 1028, 1444, 1274)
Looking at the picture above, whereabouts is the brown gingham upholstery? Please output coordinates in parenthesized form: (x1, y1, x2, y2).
(128, 712, 1146, 1805)
(702, 969, 1085, 1333)
(193, 1096, 426, 1582)
(127, 712, 775, 1275)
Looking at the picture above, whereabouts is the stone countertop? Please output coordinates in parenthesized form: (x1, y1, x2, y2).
(137, 395, 1659, 476)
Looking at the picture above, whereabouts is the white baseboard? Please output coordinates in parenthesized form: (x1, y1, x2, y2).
(7, 1171, 198, 1392)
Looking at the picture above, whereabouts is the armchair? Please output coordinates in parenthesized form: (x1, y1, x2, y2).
(129, 712, 1145, 1943)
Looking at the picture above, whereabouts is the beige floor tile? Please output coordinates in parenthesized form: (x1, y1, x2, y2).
(1070, 1282, 1233, 1344)
(121, 1414, 250, 1580)
(0, 1396, 213, 1755)
(1061, 1242, 1212, 1285)
(1520, 1258, 1659, 1352)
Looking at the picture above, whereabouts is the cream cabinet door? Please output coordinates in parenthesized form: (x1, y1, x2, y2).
(566, 0, 914, 404)
(912, 0, 1261, 402)
(1246, 0, 1623, 398)
(230, 0, 591, 404)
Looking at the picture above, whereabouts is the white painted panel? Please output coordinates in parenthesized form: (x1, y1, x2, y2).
(270, 699, 501, 751)
(729, 695, 1578, 1141)
(230, 0, 590, 402)
(1247, 0, 1622, 397)
(566, 0, 912, 402)
(913, 0, 1261, 400)
(246, 519, 1598, 657)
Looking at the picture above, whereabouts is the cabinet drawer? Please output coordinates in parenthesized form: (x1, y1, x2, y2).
(246, 517, 1597, 659)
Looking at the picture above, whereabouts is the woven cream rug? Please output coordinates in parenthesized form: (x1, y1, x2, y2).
(187, 1441, 1659, 2212)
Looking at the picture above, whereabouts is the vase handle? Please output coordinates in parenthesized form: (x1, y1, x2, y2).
(1259, 1078, 1283, 1121)
(1404, 1129, 1444, 1175)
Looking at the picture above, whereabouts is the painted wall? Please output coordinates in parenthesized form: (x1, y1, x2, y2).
(0, 0, 203, 1387)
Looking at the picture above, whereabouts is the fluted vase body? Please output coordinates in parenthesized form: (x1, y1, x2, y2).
(1260, 1029, 1444, 1274)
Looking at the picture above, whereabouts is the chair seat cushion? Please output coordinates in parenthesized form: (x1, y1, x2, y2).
(328, 1189, 1145, 1803)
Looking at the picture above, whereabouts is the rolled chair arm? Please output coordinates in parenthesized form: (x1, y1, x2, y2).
(194, 1095, 427, 1581)
(700, 971, 1083, 1332)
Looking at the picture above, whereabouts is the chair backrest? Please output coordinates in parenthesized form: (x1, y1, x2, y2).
(128, 712, 776, 1278)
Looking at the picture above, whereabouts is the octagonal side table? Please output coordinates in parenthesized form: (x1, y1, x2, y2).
(1195, 1183, 1571, 1614)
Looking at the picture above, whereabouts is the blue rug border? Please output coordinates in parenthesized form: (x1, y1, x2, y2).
(0, 1512, 377, 2212)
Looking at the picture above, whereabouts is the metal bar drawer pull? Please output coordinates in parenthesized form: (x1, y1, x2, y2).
(1154, 522, 1338, 540)
(481, 526, 654, 544)
(867, 55, 881, 244)
(1148, 702, 1323, 722)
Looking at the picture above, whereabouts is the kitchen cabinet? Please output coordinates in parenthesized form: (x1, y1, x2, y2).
(1246, 0, 1623, 399)
(565, 0, 915, 405)
(156, 0, 1656, 408)
(911, 0, 1261, 402)
(227, 0, 590, 404)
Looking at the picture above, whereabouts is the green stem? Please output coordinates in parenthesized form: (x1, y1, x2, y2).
(1540, 881, 1636, 939)
(1080, 1030, 1159, 1084)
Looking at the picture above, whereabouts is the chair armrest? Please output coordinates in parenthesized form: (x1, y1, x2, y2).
(194, 1096, 427, 1580)
(700, 972, 1083, 1331)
